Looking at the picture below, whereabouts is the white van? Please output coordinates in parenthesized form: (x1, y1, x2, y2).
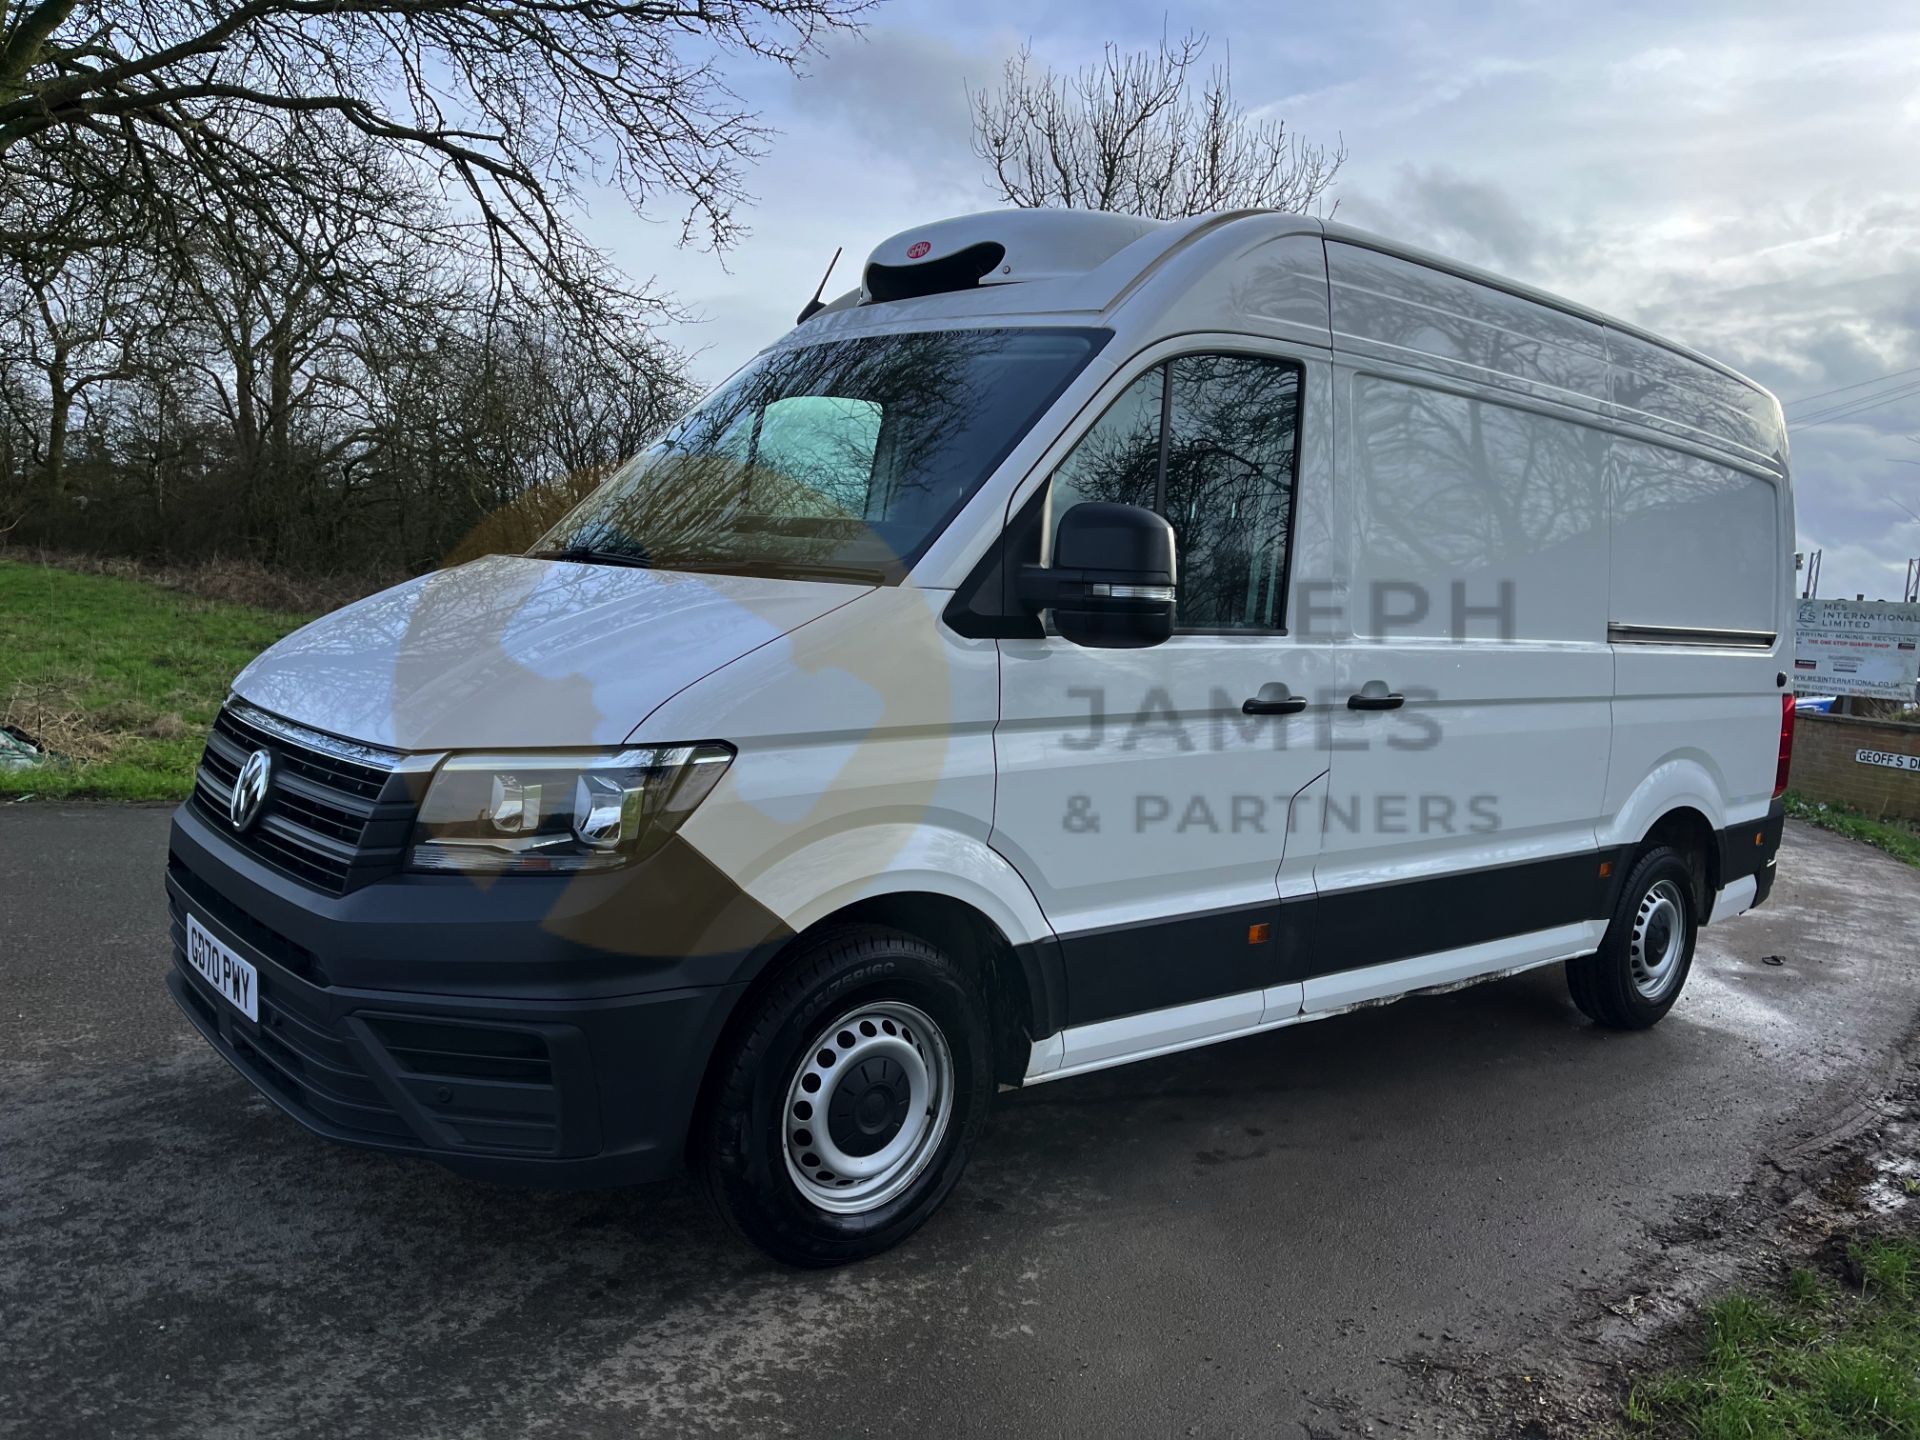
(167, 209, 1795, 1265)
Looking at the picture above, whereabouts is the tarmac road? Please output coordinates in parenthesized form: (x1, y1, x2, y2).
(4, 805, 1917, 1438)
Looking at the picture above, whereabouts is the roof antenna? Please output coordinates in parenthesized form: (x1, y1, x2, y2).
(796, 246, 843, 325)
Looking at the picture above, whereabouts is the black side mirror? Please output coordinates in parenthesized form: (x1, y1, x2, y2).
(1018, 502, 1177, 648)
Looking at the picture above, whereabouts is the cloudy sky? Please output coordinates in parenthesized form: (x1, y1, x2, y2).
(587, 0, 1920, 601)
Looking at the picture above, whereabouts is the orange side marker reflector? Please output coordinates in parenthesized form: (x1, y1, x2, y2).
(1755, 831, 1765, 846)
(1598, 861, 1613, 878)
(1248, 922, 1271, 944)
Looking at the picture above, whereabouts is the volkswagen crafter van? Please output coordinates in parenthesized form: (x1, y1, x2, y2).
(167, 209, 1794, 1265)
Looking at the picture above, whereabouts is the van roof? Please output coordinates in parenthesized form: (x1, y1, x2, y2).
(837, 209, 1785, 471)
(860, 208, 1770, 402)
(1315, 217, 1772, 402)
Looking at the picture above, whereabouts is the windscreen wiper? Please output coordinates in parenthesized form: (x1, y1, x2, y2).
(527, 545, 653, 569)
(671, 559, 886, 584)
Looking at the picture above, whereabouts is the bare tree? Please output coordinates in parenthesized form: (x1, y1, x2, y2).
(0, 0, 876, 574)
(0, 0, 871, 306)
(970, 31, 1343, 219)
(0, 112, 693, 572)
(0, 217, 162, 495)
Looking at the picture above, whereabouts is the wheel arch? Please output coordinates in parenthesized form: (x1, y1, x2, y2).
(790, 891, 1061, 1087)
(1605, 757, 1731, 911)
(1639, 805, 1720, 913)
(702, 878, 1064, 1122)
(1605, 756, 1729, 845)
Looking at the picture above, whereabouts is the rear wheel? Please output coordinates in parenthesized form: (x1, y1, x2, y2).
(1567, 845, 1699, 1030)
(695, 924, 991, 1266)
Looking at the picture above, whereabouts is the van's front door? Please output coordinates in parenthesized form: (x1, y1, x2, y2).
(989, 345, 1336, 1073)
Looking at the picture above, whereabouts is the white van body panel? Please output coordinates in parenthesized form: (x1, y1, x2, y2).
(726, 819, 1058, 951)
(1604, 439, 1790, 839)
(1316, 219, 1788, 470)
(230, 554, 865, 751)
(1326, 240, 1611, 405)
(1603, 756, 1733, 848)
(1607, 689, 1779, 836)
(1314, 644, 1612, 891)
(989, 624, 1332, 930)
(651, 585, 1023, 938)
(1315, 359, 1616, 901)
(1604, 327, 1785, 471)
(1096, 222, 1333, 351)
(211, 207, 1794, 1103)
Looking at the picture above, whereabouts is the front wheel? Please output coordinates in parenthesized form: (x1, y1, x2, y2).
(1566, 845, 1699, 1030)
(695, 925, 991, 1266)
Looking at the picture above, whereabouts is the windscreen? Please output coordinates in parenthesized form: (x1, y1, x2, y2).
(536, 327, 1105, 582)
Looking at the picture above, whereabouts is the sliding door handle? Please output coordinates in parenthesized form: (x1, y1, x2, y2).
(1347, 691, 1405, 711)
(1242, 694, 1307, 716)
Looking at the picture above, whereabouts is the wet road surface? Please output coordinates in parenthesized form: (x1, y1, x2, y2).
(4, 806, 1917, 1437)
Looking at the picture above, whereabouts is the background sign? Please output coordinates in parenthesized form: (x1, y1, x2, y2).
(1795, 599, 1920, 700)
(1857, 748, 1920, 773)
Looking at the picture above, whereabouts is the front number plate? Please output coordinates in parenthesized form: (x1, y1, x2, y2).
(186, 914, 259, 1022)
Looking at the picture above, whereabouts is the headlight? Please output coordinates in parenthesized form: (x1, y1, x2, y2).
(408, 743, 734, 875)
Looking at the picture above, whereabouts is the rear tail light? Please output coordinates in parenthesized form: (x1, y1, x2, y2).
(1774, 693, 1796, 798)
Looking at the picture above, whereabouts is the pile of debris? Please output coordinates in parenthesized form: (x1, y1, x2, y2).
(1, 723, 45, 771)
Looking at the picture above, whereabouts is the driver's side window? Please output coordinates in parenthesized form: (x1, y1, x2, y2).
(1048, 370, 1161, 515)
(1047, 354, 1302, 631)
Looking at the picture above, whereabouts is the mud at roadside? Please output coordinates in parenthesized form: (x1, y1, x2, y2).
(1396, 1021, 1920, 1438)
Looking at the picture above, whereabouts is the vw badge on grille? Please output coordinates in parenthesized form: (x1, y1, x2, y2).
(230, 748, 273, 832)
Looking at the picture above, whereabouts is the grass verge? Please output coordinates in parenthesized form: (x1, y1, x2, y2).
(1624, 1236, 1920, 1438)
(0, 558, 312, 802)
(16, 546, 396, 614)
(1783, 791, 1920, 870)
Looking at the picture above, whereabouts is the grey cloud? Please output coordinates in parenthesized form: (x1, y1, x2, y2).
(1647, 269, 1920, 392)
(1639, 261, 1920, 598)
(1340, 165, 1568, 273)
(793, 27, 1013, 178)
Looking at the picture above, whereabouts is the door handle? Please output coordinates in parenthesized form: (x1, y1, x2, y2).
(1242, 694, 1307, 716)
(1347, 690, 1405, 711)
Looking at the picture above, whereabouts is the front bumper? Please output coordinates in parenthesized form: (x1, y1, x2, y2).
(166, 802, 783, 1186)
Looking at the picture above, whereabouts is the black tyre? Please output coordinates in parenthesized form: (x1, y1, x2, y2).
(695, 924, 992, 1267)
(1566, 845, 1698, 1030)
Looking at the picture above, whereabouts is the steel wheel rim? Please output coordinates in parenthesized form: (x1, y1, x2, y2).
(782, 1001, 954, 1215)
(1630, 878, 1687, 999)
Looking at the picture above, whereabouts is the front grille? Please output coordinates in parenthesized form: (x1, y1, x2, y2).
(191, 702, 417, 894)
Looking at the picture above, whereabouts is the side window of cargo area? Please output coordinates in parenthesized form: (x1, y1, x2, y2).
(1049, 354, 1301, 630)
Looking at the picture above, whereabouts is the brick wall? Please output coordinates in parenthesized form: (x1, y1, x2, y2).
(1789, 711, 1920, 819)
